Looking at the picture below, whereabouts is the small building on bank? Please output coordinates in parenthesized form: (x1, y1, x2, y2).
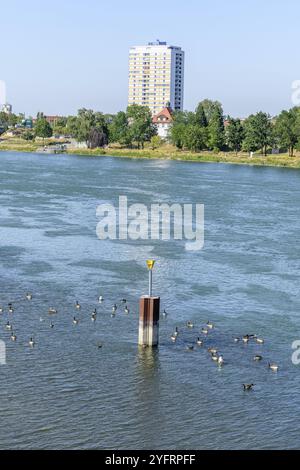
(152, 107, 173, 140)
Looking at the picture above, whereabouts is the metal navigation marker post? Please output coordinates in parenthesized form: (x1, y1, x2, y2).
(138, 260, 160, 347)
(147, 259, 155, 296)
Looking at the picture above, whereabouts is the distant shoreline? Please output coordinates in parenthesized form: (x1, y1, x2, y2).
(1, 141, 300, 169)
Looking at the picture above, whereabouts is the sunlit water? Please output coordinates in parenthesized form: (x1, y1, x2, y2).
(0, 151, 300, 450)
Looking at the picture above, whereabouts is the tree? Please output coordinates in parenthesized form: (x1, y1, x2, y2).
(150, 135, 163, 150)
(170, 122, 186, 149)
(226, 118, 244, 154)
(109, 111, 131, 146)
(69, 109, 109, 148)
(208, 107, 225, 151)
(198, 99, 223, 123)
(35, 117, 53, 142)
(195, 103, 208, 127)
(126, 105, 156, 149)
(275, 108, 300, 157)
(243, 112, 273, 156)
(184, 125, 208, 152)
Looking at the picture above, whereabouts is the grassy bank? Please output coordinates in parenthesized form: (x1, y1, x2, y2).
(2, 136, 300, 168)
(67, 146, 300, 168)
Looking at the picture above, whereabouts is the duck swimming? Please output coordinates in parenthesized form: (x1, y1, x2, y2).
(124, 306, 130, 314)
(29, 338, 35, 348)
(6, 322, 12, 331)
(186, 345, 194, 351)
(50, 322, 54, 329)
(98, 296, 104, 303)
(171, 334, 177, 343)
(26, 293, 33, 301)
(162, 309, 168, 318)
(208, 347, 218, 354)
(75, 301, 81, 310)
(202, 328, 209, 335)
(234, 337, 240, 343)
(73, 317, 79, 325)
(10, 332, 17, 342)
(196, 338, 203, 346)
(112, 304, 118, 313)
(207, 321, 214, 330)
(217, 355, 224, 366)
(187, 321, 194, 329)
(254, 355, 263, 361)
(243, 384, 254, 391)
(48, 308, 57, 315)
(256, 338, 265, 345)
(269, 363, 279, 372)
(0, 306, 3, 314)
(8, 304, 14, 314)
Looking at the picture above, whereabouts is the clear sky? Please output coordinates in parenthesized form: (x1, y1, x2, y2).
(1, 0, 299, 117)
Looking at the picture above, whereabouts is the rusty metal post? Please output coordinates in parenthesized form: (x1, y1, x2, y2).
(138, 296, 160, 347)
(138, 260, 160, 347)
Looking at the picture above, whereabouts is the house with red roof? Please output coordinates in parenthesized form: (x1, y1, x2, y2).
(152, 107, 173, 139)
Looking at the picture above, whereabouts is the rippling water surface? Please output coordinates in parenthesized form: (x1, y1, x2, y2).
(0, 151, 300, 449)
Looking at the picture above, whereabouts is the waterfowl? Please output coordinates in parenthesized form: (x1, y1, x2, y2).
(8, 303, 14, 314)
(218, 355, 224, 366)
(112, 304, 118, 313)
(75, 301, 81, 310)
(211, 354, 219, 362)
(91, 312, 97, 322)
(162, 309, 168, 317)
(208, 347, 218, 354)
(171, 334, 177, 343)
(186, 345, 194, 351)
(121, 299, 127, 304)
(202, 328, 209, 335)
(29, 337, 35, 348)
(98, 296, 104, 303)
(50, 322, 54, 328)
(0, 306, 3, 314)
(268, 363, 279, 372)
(10, 332, 17, 342)
(207, 321, 214, 330)
(243, 384, 254, 391)
(124, 306, 130, 314)
(242, 335, 250, 344)
(97, 342, 103, 349)
(174, 327, 179, 337)
(73, 317, 79, 325)
(48, 308, 57, 315)
(6, 322, 12, 331)
(234, 337, 240, 343)
(256, 338, 265, 345)
(187, 321, 194, 329)
(25, 293, 33, 301)
(196, 338, 203, 346)
(254, 355, 263, 362)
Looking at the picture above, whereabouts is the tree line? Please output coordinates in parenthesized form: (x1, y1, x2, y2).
(2, 100, 300, 156)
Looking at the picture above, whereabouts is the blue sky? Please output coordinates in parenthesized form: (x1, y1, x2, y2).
(1, 0, 299, 117)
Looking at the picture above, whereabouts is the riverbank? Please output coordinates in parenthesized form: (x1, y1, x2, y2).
(1, 137, 300, 168)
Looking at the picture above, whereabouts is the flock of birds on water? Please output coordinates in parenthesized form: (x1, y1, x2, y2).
(167, 314, 280, 392)
(0, 293, 280, 392)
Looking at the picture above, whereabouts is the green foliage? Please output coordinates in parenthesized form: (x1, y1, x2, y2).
(243, 112, 273, 155)
(198, 99, 223, 123)
(184, 125, 208, 152)
(226, 118, 244, 154)
(195, 103, 208, 127)
(67, 109, 109, 148)
(150, 135, 163, 150)
(35, 118, 53, 140)
(22, 130, 35, 141)
(208, 107, 225, 151)
(109, 111, 131, 146)
(170, 122, 187, 149)
(126, 104, 156, 149)
(275, 107, 300, 156)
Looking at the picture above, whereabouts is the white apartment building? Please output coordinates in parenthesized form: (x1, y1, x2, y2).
(128, 40, 184, 115)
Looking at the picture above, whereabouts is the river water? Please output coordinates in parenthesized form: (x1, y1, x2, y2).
(0, 151, 300, 449)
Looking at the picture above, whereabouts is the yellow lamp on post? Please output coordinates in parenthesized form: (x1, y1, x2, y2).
(146, 260, 155, 297)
